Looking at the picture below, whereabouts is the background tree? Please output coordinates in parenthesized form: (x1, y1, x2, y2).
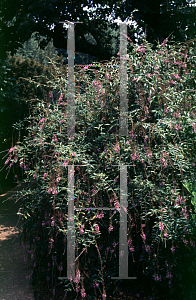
(116, 0, 196, 46)
(15, 32, 57, 65)
(0, 0, 195, 61)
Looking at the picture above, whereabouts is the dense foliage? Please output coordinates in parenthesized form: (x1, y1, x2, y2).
(15, 32, 57, 65)
(1, 0, 195, 60)
(4, 38, 196, 299)
(0, 57, 19, 139)
(0, 51, 66, 192)
(0, 57, 21, 191)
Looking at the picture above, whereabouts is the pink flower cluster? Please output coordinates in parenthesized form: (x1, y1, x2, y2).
(146, 151, 152, 159)
(8, 145, 18, 153)
(108, 225, 113, 232)
(86, 198, 91, 203)
(58, 265, 63, 272)
(160, 38, 168, 47)
(131, 153, 140, 161)
(183, 238, 188, 244)
(49, 238, 54, 248)
(47, 187, 58, 194)
(182, 206, 188, 219)
(166, 272, 173, 279)
(159, 222, 164, 231)
(81, 289, 86, 298)
(154, 274, 162, 281)
(56, 176, 61, 183)
(171, 73, 181, 80)
(4, 157, 11, 165)
(174, 61, 186, 68)
(169, 80, 176, 86)
(93, 224, 100, 234)
(129, 246, 135, 252)
(136, 45, 145, 53)
(145, 245, 151, 253)
(132, 77, 139, 82)
(190, 121, 196, 133)
(96, 213, 104, 219)
(80, 224, 85, 235)
(68, 136, 74, 141)
(43, 172, 48, 180)
(39, 118, 45, 124)
(160, 152, 168, 167)
(58, 93, 64, 103)
(114, 200, 120, 212)
(170, 246, 175, 253)
(93, 80, 101, 89)
(174, 195, 182, 207)
(141, 233, 146, 242)
(113, 145, 120, 152)
(72, 152, 77, 158)
(52, 134, 58, 142)
(146, 73, 153, 77)
(63, 160, 69, 167)
(74, 270, 81, 283)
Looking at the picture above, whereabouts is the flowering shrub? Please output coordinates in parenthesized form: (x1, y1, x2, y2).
(7, 54, 67, 109)
(0, 54, 68, 192)
(4, 37, 196, 299)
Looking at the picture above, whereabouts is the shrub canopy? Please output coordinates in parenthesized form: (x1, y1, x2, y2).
(4, 38, 196, 299)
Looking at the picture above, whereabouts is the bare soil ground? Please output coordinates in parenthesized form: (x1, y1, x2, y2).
(0, 182, 34, 300)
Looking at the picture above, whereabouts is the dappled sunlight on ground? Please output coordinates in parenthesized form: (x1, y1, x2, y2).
(0, 224, 18, 241)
